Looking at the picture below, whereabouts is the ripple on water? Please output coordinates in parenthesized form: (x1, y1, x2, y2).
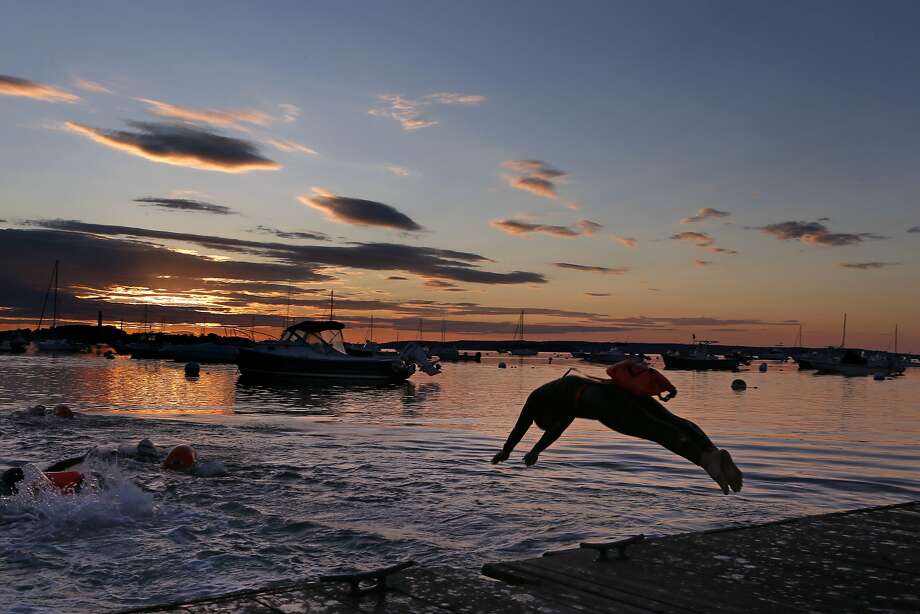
(0, 355, 918, 613)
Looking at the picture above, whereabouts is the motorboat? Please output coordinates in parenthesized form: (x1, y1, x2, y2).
(237, 320, 440, 382)
(582, 346, 644, 364)
(662, 342, 740, 371)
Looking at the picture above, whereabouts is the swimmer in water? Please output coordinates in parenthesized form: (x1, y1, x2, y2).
(491, 374, 743, 494)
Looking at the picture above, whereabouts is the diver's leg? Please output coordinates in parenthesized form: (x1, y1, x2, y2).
(523, 417, 573, 466)
(599, 399, 742, 493)
(492, 404, 536, 463)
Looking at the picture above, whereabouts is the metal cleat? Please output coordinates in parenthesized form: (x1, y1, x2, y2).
(579, 535, 646, 561)
(319, 560, 416, 596)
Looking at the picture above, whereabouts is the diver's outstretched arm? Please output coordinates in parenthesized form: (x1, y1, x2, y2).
(522, 418, 573, 466)
(492, 406, 535, 463)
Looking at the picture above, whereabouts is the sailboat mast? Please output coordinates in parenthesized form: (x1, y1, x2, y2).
(51, 260, 59, 329)
(840, 313, 847, 347)
(894, 324, 898, 354)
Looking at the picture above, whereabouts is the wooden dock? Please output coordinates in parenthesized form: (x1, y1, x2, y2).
(123, 501, 919, 613)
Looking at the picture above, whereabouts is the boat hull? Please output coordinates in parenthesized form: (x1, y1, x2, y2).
(662, 354, 739, 371)
(237, 348, 414, 382)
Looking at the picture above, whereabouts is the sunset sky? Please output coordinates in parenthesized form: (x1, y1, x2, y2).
(1, 1, 917, 350)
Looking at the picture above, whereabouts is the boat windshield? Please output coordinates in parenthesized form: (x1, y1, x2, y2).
(281, 328, 347, 354)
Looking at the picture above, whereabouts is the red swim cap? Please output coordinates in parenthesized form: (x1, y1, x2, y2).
(52, 404, 74, 418)
(163, 445, 198, 471)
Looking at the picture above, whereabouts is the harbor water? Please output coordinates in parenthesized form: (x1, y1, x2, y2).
(1, 353, 918, 613)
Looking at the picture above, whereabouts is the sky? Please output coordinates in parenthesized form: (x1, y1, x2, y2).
(1, 1, 917, 350)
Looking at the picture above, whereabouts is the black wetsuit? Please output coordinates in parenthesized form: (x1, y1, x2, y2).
(496, 375, 716, 466)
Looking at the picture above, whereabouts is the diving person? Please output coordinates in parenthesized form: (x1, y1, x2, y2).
(491, 369, 743, 494)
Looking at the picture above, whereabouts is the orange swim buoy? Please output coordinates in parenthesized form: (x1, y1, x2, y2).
(606, 359, 677, 401)
(44, 471, 84, 494)
(163, 445, 198, 471)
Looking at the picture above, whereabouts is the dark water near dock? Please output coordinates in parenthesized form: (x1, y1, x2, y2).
(1, 353, 918, 613)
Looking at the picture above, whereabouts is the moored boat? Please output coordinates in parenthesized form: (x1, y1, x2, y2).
(662, 342, 740, 371)
(237, 320, 440, 382)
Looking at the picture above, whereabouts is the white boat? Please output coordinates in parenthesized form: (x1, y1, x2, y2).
(238, 320, 441, 382)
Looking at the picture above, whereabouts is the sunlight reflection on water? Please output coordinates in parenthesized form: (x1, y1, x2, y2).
(1, 353, 918, 612)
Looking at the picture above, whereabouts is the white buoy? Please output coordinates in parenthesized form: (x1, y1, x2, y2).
(759, 362, 768, 372)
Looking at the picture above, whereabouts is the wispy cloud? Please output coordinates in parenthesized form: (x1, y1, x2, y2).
(278, 103, 301, 123)
(63, 121, 280, 173)
(368, 91, 484, 131)
(422, 92, 487, 105)
(839, 261, 901, 270)
(0, 74, 79, 103)
(266, 138, 317, 155)
(613, 235, 637, 248)
(134, 197, 236, 215)
(137, 97, 271, 131)
(251, 226, 330, 242)
(492, 218, 603, 238)
(299, 188, 424, 232)
(671, 231, 737, 255)
(387, 275, 409, 281)
(695, 259, 714, 267)
(756, 220, 886, 246)
(908, 226, 920, 234)
(73, 78, 112, 94)
(585, 292, 611, 297)
(501, 159, 567, 200)
(384, 164, 410, 177)
(681, 207, 730, 224)
(553, 262, 629, 274)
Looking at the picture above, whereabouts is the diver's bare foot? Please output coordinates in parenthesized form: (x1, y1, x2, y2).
(701, 449, 729, 494)
(720, 449, 743, 493)
(523, 451, 539, 466)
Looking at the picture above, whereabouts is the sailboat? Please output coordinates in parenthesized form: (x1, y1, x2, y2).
(808, 314, 872, 376)
(35, 260, 83, 352)
(509, 310, 538, 356)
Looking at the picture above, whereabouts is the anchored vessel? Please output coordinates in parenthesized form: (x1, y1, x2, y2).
(662, 341, 741, 371)
(237, 320, 440, 382)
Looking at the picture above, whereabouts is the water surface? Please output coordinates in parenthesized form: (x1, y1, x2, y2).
(1, 353, 918, 613)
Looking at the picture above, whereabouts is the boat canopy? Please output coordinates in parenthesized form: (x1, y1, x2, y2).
(281, 320, 347, 354)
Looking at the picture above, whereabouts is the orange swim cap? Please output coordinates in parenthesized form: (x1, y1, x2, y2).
(163, 445, 198, 471)
(52, 404, 74, 418)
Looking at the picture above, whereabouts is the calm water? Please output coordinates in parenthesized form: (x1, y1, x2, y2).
(1, 352, 918, 613)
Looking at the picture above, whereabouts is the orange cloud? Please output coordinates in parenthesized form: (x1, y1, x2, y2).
(64, 121, 280, 173)
(614, 235, 637, 248)
(492, 218, 603, 238)
(508, 175, 557, 198)
(74, 79, 112, 94)
(671, 231, 714, 246)
(0, 74, 79, 103)
(266, 138, 317, 155)
(137, 98, 271, 130)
